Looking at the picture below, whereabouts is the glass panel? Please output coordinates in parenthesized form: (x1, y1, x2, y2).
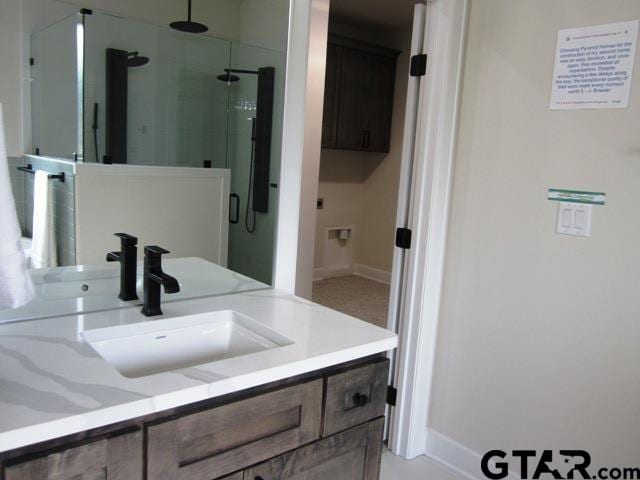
(226, 43, 286, 285)
(83, 13, 232, 167)
(31, 13, 83, 160)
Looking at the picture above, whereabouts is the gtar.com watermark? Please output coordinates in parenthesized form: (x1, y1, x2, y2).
(481, 450, 640, 480)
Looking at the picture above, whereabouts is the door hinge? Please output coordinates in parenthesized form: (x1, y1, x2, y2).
(410, 53, 427, 77)
(29, 57, 34, 66)
(386, 386, 397, 406)
(395, 227, 412, 249)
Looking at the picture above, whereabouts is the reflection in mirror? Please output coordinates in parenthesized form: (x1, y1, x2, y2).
(3, 3, 289, 323)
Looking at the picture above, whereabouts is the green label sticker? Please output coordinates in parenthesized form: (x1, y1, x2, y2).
(548, 189, 605, 205)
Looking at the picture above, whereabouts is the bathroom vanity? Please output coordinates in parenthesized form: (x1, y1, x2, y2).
(0, 290, 397, 479)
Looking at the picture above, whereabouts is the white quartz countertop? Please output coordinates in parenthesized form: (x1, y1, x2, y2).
(0, 289, 397, 453)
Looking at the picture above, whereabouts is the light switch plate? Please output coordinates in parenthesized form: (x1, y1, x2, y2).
(556, 202, 592, 237)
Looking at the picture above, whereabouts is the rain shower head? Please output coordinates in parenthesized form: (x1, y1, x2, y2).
(170, 0, 208, 33)
(217, 72, 240, 83)
(217, 69, 260, 84)
(127, 51, 150, 67)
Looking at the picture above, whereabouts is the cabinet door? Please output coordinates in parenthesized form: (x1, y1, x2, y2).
(4, 429, 142, 480)
(147, 380, 322, 480)
(335, 48, 369, 150)
(363, 55, 397, 153)
(245, 418, 384, 480)
(321, 43, 341, 148)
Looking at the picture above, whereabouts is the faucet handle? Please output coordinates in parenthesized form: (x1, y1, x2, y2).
(114, 233, 138, 246)
(145, 245, 170, 255)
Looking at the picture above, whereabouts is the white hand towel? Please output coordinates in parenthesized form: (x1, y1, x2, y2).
(31, 170, 58, 269)
(0, 103, 35, 309)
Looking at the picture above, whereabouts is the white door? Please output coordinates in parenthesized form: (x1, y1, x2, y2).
(386, 0, 468, 459)
(385, 1, 429, 447)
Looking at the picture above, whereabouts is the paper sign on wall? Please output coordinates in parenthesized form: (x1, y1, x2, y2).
(550, 20, 639, 110)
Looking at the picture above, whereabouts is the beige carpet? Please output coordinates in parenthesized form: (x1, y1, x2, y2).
(312, 275, 390, 328)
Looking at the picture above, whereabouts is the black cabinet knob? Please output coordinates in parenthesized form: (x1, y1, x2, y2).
(353, 393, 369, 407)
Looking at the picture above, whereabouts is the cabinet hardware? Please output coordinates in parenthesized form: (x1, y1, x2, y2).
(353, 393, 369, 407)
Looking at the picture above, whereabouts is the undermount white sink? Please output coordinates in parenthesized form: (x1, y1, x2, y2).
(82, 310, 294, 378)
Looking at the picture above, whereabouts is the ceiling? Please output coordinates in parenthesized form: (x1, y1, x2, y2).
(329, 0, 420, 29)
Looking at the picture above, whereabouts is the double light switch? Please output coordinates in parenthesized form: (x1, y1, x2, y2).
(556, 202, 592, 237)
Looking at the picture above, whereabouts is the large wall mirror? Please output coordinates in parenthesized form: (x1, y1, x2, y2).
(4, 2, 289, 322)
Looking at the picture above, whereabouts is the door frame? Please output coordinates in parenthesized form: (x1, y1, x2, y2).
(387, 0, 470, 459)
(273, 0, 329, 299)
(274, 0, 469, 460)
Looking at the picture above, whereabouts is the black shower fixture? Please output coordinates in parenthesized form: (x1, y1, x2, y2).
(216, 68, 259, 84)
(216, 72, 240, 83)
(126, 51, 150, 67)
(170, 0, 208, 34)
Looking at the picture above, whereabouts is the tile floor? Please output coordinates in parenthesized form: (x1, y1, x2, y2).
(312, 275, 390, 327)
(381, 450, 462, 480)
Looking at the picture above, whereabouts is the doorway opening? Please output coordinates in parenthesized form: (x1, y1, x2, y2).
(311, 0, 415, 329)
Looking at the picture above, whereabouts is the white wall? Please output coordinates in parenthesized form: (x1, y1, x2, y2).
(75, 164, 229, 265)
(430, 0, 640, 467)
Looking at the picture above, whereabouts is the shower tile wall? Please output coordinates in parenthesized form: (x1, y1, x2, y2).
(84, 14, 231, 168)
(21, 157, 76, 267)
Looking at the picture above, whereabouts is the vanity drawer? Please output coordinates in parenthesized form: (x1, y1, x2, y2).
(147, 379, 323, 480)
(4, 429, 142, 480)
(323, 358, 389, 436)
(246, 418, 384, 480)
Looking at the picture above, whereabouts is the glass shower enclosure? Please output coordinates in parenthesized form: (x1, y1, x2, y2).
(30, 10, 286, 285)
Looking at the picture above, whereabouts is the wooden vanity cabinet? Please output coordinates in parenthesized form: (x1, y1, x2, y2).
(322, 35, 400, 153)
(147, 380, 323, 480)
(3, 429, 143, 480)
(246, 418, 384, 480)
(0, 356, 389, 480)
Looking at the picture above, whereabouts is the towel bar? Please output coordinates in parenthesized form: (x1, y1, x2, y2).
(16, 164, 65, 183)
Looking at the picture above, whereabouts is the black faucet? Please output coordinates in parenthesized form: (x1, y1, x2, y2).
(106, 233, 139, 301)
(141, 246, 180, 317)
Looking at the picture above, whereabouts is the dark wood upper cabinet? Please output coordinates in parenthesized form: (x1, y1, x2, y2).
(322, 43, 341, 149)
(322, 35, 400, 153)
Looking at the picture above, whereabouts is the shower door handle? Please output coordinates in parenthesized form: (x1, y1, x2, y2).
(229, 193, 240, 224)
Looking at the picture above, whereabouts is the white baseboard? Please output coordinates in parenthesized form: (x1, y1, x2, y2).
(313, 267, 326, 281)
(353, 264, 391, 284)
(313, 264, 392, 284)
(424, 429, 519, 480)
(313, 266, 353, 281)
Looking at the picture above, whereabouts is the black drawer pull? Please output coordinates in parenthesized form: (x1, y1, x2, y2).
(353, 393, 369, 407)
